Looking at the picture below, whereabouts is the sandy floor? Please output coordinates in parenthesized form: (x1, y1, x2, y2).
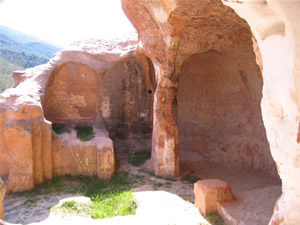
(2, 135, 281, 225)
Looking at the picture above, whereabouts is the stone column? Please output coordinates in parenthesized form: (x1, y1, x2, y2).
(152, 62, 180, 177)
(0, 177, 5, 220)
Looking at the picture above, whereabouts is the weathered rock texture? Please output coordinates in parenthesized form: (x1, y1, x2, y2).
(178, 50, 273, 173)
(0, 177, 5, 220)
(122, 0, 300, 224)
(222, 1, 300, 224)
(122, 0, 277, 177)
(43, 39, 155, 138)
(0, 37, 153, 192)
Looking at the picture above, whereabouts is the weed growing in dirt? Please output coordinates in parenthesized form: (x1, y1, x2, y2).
(138, 168, 155, 176)
(152, 182, 164, 190)
(76, 126, 94, 141)
(138, 168, 177, 182)
(129, 149, 151, 167)
(54, 200, 91, 216)
(206, 213, 224, 225)
(180, 174, 202, 184)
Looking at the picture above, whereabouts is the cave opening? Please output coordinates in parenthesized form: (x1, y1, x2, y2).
(41, 54, 155, 177)
(177, 49, 281, 224)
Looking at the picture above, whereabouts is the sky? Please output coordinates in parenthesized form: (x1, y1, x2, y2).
(0, 0, 136, 47)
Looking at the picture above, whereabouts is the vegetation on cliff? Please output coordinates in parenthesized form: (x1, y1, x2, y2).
(0, 25, 60, 93)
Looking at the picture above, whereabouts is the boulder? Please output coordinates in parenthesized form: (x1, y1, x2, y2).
(194, 179, 233, 216)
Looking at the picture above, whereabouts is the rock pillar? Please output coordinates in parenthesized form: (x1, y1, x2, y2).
(152, 62, 180, 177)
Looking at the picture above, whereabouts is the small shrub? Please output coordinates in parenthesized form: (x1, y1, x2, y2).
(76, 126, 94, 142)
(52, 124, 65, 134)
(129, 149, 151, 167)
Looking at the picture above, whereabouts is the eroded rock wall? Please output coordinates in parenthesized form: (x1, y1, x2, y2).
(222, 0, 300, 224)
(44, 62, 100, 122)
(123, 0, 300, 224)
(178, 50, 275, 175)
(0, 110, 10, 177)
(98, 56, 154, 138)
(122, 0, 277, 177)
(43, 47, 154, 138)
(0, 106, 53, 192)
(0, 37, 152, 192)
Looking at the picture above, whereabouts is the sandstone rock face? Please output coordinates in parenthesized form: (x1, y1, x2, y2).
(43, 39, 155, 138)
(122, 0, 300, 224)
(0, 177, 5, 220)
(178, 50, 274, 174)
(122, 0, 277, 177)
(0, 37, 152, 192)
(222, 1, 300, 224)
(194, 179, 233, 216)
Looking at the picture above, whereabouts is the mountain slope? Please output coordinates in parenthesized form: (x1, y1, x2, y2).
(0, 25, 42, 45)
(26, 42, 61, 58)
(0, 34, 49, 67)
(0, 57, 22, 92)
(0, 25, 61, 93)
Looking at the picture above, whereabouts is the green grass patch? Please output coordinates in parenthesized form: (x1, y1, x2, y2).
(52, 124, 65, 134)
(48, 172, 138, 219)
(206, 213, 224, 225)
(129, 149, 151, 167)
(15, 171, 140, 220)
(76, 126, 94, 142)
(54, 190, 136, 219)
(91, 190, 135, 219)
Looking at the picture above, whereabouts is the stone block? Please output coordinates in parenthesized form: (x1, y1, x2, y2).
(194, 179, 233, 216)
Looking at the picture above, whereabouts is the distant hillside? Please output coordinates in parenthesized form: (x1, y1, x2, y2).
(26, 42, 61, 58)
(0, 57, 22, 93)
(0, 25, 61, 93)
